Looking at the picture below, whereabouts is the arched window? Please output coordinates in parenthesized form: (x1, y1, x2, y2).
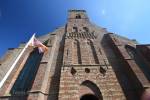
(80, 80, 103, 100)
(76, 14, 81, 19)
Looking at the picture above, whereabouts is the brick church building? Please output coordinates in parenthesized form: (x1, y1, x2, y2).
(0, 10, 150, 100)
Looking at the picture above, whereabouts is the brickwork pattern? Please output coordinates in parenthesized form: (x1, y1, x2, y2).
(0, 10, 150, 100)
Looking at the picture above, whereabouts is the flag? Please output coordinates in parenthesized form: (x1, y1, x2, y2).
(29, 36, 48, 53)
(0, 33, 48, 89)
(0, 33, 35, 88)
(28, 34, 48, 53)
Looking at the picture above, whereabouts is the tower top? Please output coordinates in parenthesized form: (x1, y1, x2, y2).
(68, 10, 86, 12)
(68, 9, 89, 20)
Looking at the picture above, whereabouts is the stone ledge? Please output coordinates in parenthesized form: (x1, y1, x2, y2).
(63, 64, 109, 67)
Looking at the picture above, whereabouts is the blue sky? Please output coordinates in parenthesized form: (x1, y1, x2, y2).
(0, 0, 150, 57)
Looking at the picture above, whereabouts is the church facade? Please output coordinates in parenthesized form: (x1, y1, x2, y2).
(0, 10, 150, 100)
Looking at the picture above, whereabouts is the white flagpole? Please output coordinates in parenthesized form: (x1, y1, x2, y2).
(0, 33, 36, 89)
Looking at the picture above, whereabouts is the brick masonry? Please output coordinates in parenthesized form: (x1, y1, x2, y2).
(0, 10, 150, 100)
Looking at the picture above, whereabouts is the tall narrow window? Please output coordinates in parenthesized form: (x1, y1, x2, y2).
(10, 48, 43, 94)
(74, 39, 82, 64)
(87, 39, 99, 64)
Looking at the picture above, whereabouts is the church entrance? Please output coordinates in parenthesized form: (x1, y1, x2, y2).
(79, 80, 103, 100)
(80, 94, 99, 100)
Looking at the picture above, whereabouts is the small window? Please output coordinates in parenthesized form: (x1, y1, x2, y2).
(83, 27, 89, 32)
(76, 14, 81, 19)
(71, 67, 76, 75)
(73, 27, 78, 32)
(67, 49, 69, 56)
(85, 68, 90, 73)
(99, 66, 106, 76)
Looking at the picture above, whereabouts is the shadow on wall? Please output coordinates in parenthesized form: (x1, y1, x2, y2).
(125, 45, 150, 81)
(48, 32, 66, 100)
(101, 34, 142, 100)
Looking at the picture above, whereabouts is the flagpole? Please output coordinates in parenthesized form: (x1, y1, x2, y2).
(0, 33, 36, 89)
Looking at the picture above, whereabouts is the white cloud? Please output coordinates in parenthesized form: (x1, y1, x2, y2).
(101, 9, 106, 16)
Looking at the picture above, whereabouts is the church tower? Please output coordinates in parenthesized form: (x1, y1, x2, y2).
(0, 10, 150, 100)
(59, 10, 125, 100)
